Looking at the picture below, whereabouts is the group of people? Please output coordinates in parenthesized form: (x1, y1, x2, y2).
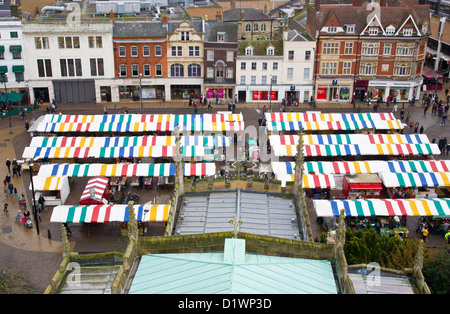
(5, 158, 21, 178)
(422, 91, 449, 125)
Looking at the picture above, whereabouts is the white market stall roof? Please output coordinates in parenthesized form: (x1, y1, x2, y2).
(313, 198, 450, 217)
(271, 143, 439, 157)
(379, 172, 450, 188)
(37, 162, 216, 177)
(31, 175, 68, 191)
(22, 145, 208, 159)
(264, 112, 403, 131)
(50, 204, 170, 223)
(29, 135, 231, 148)
(34, 113, 245, 133)
(272, 160, 450, 176)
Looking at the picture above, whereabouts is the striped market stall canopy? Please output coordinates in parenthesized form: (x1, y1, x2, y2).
(272, 143, 440, 157)
(22, 145, 210, 159)
(35, 113, 244, 133)
(276, 173, 335, 189)
(37, 163, 216, 178)
(379, 172, 450, 188)
(272, 160, 450, 176)
(269, 134, 429, 146)
(31, 176, 67, 191)
(313, 198, 450, 217)
(50, 204, 170, 223)
(29, 135, 231, 148)
(264, 112, 403, 131)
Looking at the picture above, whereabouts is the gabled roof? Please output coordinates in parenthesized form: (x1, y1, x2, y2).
(237, 39, 283, 56)
(204, 21, 238, 43)
(167, 20, 204, 34)
(322, 10, 343, 29)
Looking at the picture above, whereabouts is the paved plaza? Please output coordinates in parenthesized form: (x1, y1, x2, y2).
(0, 85, 449, 292)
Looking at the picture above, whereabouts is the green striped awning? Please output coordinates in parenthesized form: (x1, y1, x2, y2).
(9, 45, 22, 52)
(0, 66, 7, 73)
(0, 46, 4, 53)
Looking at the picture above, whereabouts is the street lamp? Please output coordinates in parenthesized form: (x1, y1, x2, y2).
(139, 73, 143, 114)
(0, 73, 12, 134)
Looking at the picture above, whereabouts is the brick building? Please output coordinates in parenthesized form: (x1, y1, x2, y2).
(112, 20, 168, 102)
(309, 0, 430, 104)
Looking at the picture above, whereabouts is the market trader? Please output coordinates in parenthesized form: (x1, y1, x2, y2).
(445, 231, 450, 244)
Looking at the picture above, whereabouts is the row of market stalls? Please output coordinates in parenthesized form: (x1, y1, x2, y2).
(23, 113, 244, 227)
(264, 110, 449, 237)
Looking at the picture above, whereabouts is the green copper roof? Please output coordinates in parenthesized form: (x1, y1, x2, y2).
(128, 239, 338, 294)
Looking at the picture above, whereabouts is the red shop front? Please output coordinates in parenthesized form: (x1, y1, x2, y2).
(342, 174, 383, 199)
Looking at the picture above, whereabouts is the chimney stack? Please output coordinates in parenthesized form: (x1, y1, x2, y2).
(109, 10, 114, 24)
(162, 14, 168, 25)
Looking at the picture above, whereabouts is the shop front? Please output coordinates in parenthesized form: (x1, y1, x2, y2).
(118, 85, 165, 101)
(204, 86, 234, 101)
(171, 84, 201, 100)
(235, 85, 280, 103)
(342, 174, 383, 199)
(368, 78, 422, 102)
(315, 79, 353, 102)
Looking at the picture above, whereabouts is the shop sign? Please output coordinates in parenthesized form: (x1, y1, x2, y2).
(317, 87, 327, 100)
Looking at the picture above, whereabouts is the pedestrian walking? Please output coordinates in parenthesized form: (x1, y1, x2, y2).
(393, 103, 398, 114)
(7, 182, 13, 196)
(413, 122, 419, 133)
(207, 101, 213, 110)
(419, 125, 424, 134)
(446, 143, 450, 155)
(441, 114, 447, 126)
(3, 202, 8, 213)
(422, 227, 429, 242)
(409, 122, 414, 133)
(25, 120, 29, 131)
(5, 158, 11, 173)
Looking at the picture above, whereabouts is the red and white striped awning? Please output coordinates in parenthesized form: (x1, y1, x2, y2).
(276, 173, 335, 189)
(79, 176, 109, 205)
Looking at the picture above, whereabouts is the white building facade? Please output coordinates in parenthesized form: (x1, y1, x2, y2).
(0, 17, 27, 100)
(22, 21, 114, 104)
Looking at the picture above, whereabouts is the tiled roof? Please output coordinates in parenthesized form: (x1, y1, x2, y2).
(113, 22, 167, 38)
(223, 8, 273, 21)
(204, 21, 238, 42)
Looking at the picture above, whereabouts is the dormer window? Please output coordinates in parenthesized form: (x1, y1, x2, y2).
(403, 27, 413, 36)
(267, 46, 274, 56)
(386, 26, 395, 36)
(327, 27, 337, 33)
(217, 32, 225, 42)
(345, 24, 355, 33)
(369, 27, 378, 36)
(245, 46, 253, 56)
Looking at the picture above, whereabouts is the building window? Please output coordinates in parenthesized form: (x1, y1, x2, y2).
(386, 26, 395, 36)
(287, 68, 293, 80)
(344, 42, 353, 55)
(37, 59, 52, 77)
(171, 64, 184, 77)
(216, 67, 224, 78)
(119, 64, 126, 77)
(267, 47, 274, 56)
(394, 63, 411, 76)
(304, 68, 310, 80)
(262, 62, 267, 70)
(60, 58, 82, 77)
(10, 31, 18, 38)
(403, 27, 413, 36)
(323, 42, 339, 54)
(305, 51, 311, 60)
(227, 51, 234, 62)
(58, 36, 79, 49)
(131, 46, 138, 57)
(361, 43, 379, 56)
(226, 68, 233, 79)
(251, 75, 256, 84)
(342, 62, 352, 75)
(240, 76, 246, 84)
(261, 76, 267, 85)
(132, 64, 139, 77)
(245, 47, 253, 56)
(207, 50, 214, 61)
(188, 64, 201, 77)
(143, 46, 150, 57)
(88, 36, 102, 48)
(321, 62, 337, 75)
(383, 44, 391, 55)
(251, 62, 257, 70)
(217, 32, 225, 42)
(261, 23, 267, 32)
(155, 64, 162, 76)
(271, 76, 277, 84)
(253, 23, 259, 32)
(14, 72, 23, 82)
(181, 31, 190, 41)
(207, 67, 214, 78)
(241, 62, 246, 70)
(171, 46, 182, 56)
(143, 64, 150, 76)
(369, 27, 378, 36)
(346, 24, 355, 33)
(155, 45, 162, 56)
(119, 46, 126, 57)
(90, 58, 104, 76)
(273, 62, 278, 70)
(288, 50, 294, 60)
(189, 46, 200, 57)
(360, 62, 377, 75)
(396, 44, 414, 56)
(35, 37, 49, 49)
(327, 27, 337, 33)
(245, 24, 251, 32)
